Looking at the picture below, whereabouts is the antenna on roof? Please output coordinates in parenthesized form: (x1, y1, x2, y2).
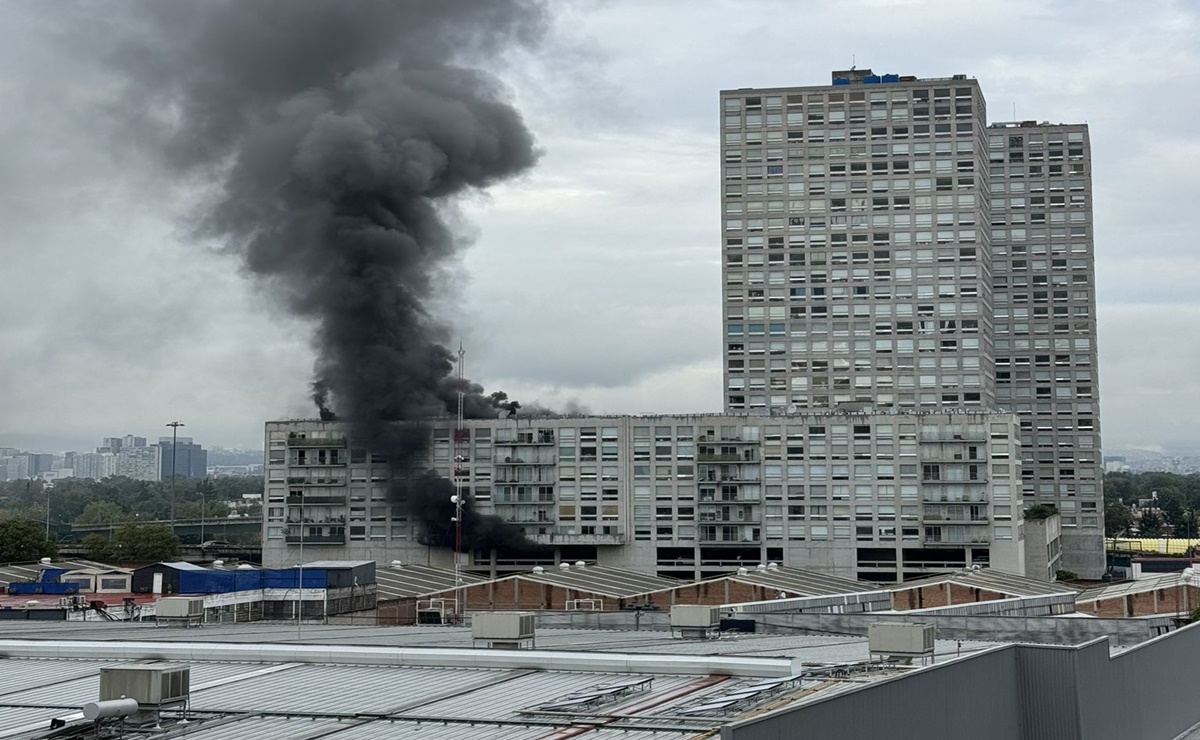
(851, 54, 856, 71)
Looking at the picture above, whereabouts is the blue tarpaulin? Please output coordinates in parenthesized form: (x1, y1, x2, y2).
(8, 582, 78, 595)
(38, 568, 70, 583)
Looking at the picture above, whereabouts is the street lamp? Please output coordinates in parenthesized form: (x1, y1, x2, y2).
(166, 420, 185, 525)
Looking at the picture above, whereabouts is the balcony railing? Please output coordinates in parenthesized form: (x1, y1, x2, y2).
(286, 494, 347, 506)
(287, 435, 347, 447)
(285, 532, 346, 545)
(527, 530, 625, 546)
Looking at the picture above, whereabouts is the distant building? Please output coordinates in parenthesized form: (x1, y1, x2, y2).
(117, 445, 161, 482)
(157, 437, 208, 480)
(7, 453, 54, 480)
(70, 452, 119, 480)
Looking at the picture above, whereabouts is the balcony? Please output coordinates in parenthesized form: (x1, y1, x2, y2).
(286, 494, 347, 506)
(287, 435, 347, 447)
(528, 530, 625, 546)
(286, 477, 347, 486)
(698, 453, 743, 463)
(285, 531, 346, 545)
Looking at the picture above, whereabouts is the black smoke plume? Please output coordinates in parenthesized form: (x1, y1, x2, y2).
(89, 0, 549, 553)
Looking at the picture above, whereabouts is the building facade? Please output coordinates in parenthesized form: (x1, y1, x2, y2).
(719, 70, 1101, 576)
(156, 437, 209, 480)
(263, 412, 1024, 582)
(986, 121, 1102, 574)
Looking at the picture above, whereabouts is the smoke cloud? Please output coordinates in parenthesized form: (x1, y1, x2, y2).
(89, 0, 549, 553)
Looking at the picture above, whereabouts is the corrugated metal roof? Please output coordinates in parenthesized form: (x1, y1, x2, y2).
(697, 566, 874, 597)
(376, 563, 489, 599)
(1077, 571, 1193, 602)
(507, 565, 683, 598)
(300, 560, 373, 569)
(0, 559, 114, 587)
(886, 567, 1076, 598)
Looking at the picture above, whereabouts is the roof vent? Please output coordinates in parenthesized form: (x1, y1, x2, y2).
(212, 560, 224, 567)
(767, 562, 779, 570)
(756, 564, 768, 572)
(390, 560, 404, 569)
(40, 557, 51, 565)
(559, 562, 571, 570)
(737, 567, 748, 576)
(532, 566, 545, 574)
(575, 561, 586, 569)
(237, 564, 255, 570)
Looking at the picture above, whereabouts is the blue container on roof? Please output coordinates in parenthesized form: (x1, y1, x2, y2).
(862, 75, 881, 84)
(882, 74, 900, 83)
(263, 568, 326, 589)
(832, 78, 850, 85)
(39, 568, 70, 583)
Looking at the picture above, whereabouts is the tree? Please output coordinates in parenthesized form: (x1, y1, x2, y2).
(75, 500, 129, 526)
(112, 523, 181, 562)
(1105, 501, 1134, 537)
(0, 519, 58, 563)
(1025, 504, 1059, 521)
(82, 533, 117, 561)
(1138, 509, 1166, 537)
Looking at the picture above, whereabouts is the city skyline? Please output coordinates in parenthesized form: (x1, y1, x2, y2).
(0, 1, 1196, 452)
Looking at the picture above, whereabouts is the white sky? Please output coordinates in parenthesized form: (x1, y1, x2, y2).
(0, 0, 1196, 452)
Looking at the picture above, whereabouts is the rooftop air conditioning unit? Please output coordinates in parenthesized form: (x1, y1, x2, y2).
(868, 623, 936, 664)
(670, 605, 721, 639)
(99, 664, 191, 706)
(156, 597, 204, 627)
(472, 611, 536, 649)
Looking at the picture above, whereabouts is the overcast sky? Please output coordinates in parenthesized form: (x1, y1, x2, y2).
(0, 0, 1196, 453)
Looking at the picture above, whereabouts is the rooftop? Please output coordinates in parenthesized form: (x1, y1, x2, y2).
(0, 623, 997, 740)
(376, 563, 489, 599)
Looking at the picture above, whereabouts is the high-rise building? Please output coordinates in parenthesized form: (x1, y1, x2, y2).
(986, 121, 1102, 574)
(718, 70, 1101, 576)
(117, 445, 161, 481)
(156, 437, 208, 480)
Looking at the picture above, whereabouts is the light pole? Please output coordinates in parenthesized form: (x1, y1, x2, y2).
(166, 420, 185, 525)
(43, 480, 50, 538)
(199, 487, 205, 547)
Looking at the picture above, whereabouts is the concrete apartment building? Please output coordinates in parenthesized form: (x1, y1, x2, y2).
(262, 412, 1025, 583)
(718, 70, 1101, 576)
(260, 67, 1099, 581)
(985, 121, 1102, 574)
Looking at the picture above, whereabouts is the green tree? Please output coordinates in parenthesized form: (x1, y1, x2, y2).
(75, 500, 129, 526)
(1138, 509, 1166, 536)
(81, 533, 117, 561)
(1025, 504, 1059, 521)
(1104, 501, 1134, 537)
(112, 523, 181, 562)
(0, 518, 58, 562)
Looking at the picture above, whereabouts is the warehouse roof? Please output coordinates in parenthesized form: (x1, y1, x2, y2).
(886, 567, 1076, 599)
(491, 564, 683, 599)
(0, 559, 115, 588)
(701, 565, 876, 598)
(1076, 569, 1196, 603)
(375, 563, 489, 599)
(0, 624, 962, 740)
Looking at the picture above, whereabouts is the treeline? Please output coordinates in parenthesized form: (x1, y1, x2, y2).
(0, 476, 262, 537)
(1105, 472, 1200, 538)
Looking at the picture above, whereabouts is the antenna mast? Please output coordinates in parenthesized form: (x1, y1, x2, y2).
(452, 343, 466, 622)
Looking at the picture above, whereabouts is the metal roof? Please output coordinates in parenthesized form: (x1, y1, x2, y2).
(702, 566, 875, 597)
(299, 560, 373, 569)
(505, 564, 683, 598)
(885, 567, 1076, 599)
(0, 559, 116, 587)
(375, 563, 489, 599)
(0, 626, 935, 740)
(1076, 571, 1194, 602)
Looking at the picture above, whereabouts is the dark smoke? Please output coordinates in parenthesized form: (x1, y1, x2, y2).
(88, 0, 550, 553)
